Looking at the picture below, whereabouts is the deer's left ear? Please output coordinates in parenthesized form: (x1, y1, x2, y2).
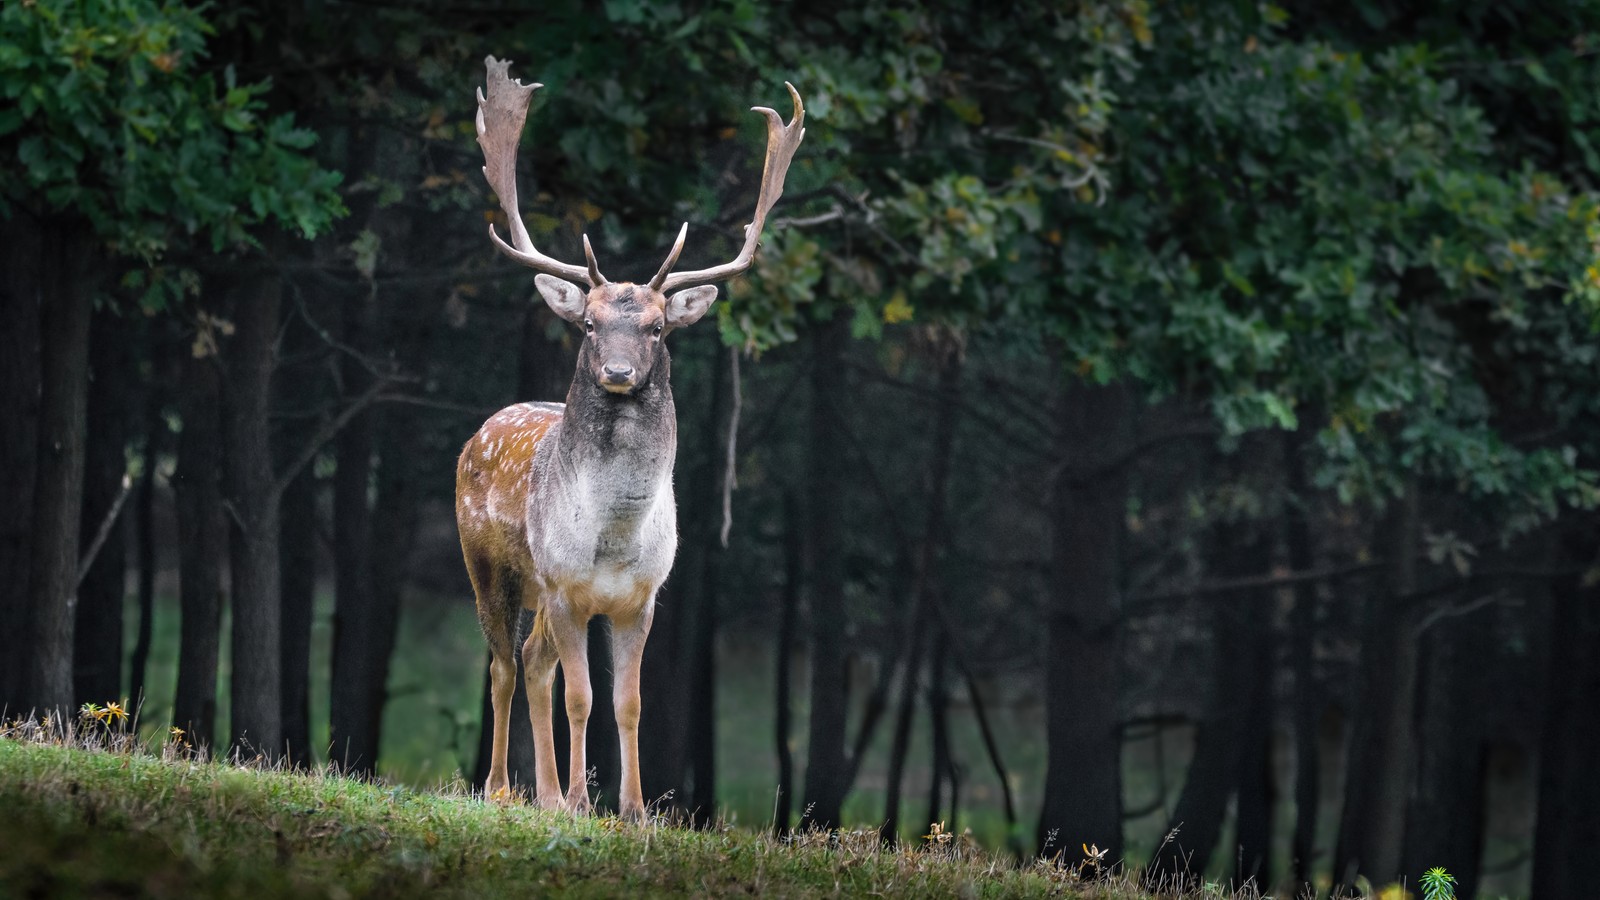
(664, 285, 718, 330)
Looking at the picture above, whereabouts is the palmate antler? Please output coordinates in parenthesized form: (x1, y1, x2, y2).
(649, 83, 806, 293)
(475, 56, 805, 293)
(477, 57, 607, 287)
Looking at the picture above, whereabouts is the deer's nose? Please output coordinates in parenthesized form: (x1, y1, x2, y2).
(602, 362, 635, 382)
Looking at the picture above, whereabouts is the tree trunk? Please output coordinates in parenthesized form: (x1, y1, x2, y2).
(24, 225, 94, 717)
(129, 444, 158, 713)
(359, 386, 420, 776)
(639, 571, 689, 807)
(329, 282, 380, 773)
(799, 311, 851, 831)
(223, 270, 285, 757)
(173, 346, 225, 748)
(1038, 380, 1131, 863)
(1403, 606, 1488, 900)
(74, 305, 132, 707)
(1333, 488, 1422, 890)
(1233, 614, 1276, 889)
(278, 463, 318, 767)
(686, 339, 729, 824)
(129, 355, 168, 716)
(881, 614, 928, 843)
(1531, 531, 1600, 900)
(275, 308, 322, 768)
(1146, 515, 1271, 890)
(1283, 431, 1322, 889)
(0, 213, 41, 714)
(774, 491, 801, 835)
(925, 627, 954, 832)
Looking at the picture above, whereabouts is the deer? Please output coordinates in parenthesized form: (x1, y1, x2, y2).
(456, 56, 804, 819)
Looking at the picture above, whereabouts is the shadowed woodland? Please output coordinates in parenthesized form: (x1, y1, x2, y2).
(4, 1, 1600, 897)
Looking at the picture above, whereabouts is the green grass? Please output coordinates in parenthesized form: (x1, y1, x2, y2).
(0, 736, 1147, 899)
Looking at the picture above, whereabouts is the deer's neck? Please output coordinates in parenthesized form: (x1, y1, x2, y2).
(558, 354, 675, 461)
(550, 350, 677, 533)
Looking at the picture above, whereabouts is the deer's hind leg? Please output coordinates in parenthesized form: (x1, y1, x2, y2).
(468, 552, 520, 801)
(521, 588, 564, 810)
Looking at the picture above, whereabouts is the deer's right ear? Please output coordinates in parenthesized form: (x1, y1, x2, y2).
(534, 274, 587, 323)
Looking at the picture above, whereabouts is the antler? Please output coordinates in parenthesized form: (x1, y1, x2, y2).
(652, 83, 806, 294)
(477, 56, 606, 287)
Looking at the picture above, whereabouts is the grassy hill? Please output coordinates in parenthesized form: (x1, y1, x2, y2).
(0, 735, 1145, 899)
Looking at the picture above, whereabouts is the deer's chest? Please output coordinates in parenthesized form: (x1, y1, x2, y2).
(529, 446, 677, 606)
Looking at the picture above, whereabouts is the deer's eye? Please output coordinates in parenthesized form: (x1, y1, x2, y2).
(584, 319, 595, 335)
(652, 324, 663, 338)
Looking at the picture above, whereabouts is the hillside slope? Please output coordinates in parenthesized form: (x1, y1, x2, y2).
(0, 739, 1116, 899)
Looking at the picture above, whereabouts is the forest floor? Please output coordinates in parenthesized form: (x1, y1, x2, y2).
(0, 735, 1213, 899)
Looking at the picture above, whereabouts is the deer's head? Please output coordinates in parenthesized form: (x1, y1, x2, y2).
(534, 276, 717, 394)
(474, 56, 804, 395)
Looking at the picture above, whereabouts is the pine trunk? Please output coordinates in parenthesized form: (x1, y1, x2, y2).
(1333, 490, 1421, 890)
(223, 271, 285, 757)
(798, 311, 850, 831)
(1038, 381, 1130, 863)
(278, 465, 318, 767)
(1531, 531, 1600, 899)
(1283, 432, 1322, 888)
(1146, 516, 1271, 891)
(773, 491, 801, 835)
(1403, 607, 1487, 900)
(129, 355, 168, 715)
(24, 225, 94, 717)
(74, 305, 132, 707)
(329, 282, 379, 772)
(0, 214, 41, 713)
(173, 346, 225, 748)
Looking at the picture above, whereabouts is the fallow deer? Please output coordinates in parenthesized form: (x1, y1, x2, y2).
(457, 57, 804, 818)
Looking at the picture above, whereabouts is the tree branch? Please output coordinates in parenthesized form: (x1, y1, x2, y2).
(271, 378, 391, 499)
(76, 473, 133, 588)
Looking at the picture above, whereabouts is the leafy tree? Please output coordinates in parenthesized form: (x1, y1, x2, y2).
(0, 0, 341, 720)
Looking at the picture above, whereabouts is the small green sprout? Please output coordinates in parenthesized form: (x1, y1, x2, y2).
(1420, 866, 1457, 900)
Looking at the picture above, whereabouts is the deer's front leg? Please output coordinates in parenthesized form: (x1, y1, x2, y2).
(548, 605, 593, 814)
(521, 609, 563, 810)
(610, 601, 655, 820)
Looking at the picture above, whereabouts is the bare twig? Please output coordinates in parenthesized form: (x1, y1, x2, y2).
(76, 473, 134, 587)
(719, 347, 742, 548)
(770, 206, 846, 230)
(271, 379, 391, 498)
(1413, 591, 1506, 637)
(1125, 561, 1386, 616)
(377, 393, 504, 419)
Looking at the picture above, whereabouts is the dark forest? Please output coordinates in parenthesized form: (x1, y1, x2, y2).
(4, 2, 1600, 897)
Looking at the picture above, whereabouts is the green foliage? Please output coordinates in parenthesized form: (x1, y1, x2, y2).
(64, 0, 1590, 534)
(0, 0, 343, 308)
(1420, 866, 1457, 900)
